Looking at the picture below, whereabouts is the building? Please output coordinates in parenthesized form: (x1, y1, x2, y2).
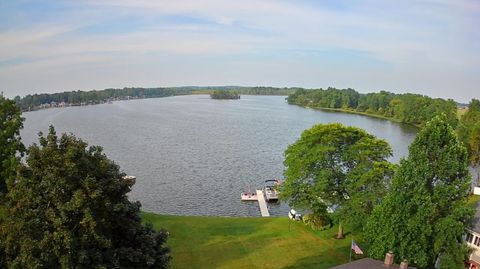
(465, 202, 480, 269)
(330, 252, 416, 269)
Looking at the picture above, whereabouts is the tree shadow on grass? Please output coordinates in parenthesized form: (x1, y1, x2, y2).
(331, 231, 351, 239)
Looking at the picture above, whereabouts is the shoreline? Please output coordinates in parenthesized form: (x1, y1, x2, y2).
(296, 104, 421, 128)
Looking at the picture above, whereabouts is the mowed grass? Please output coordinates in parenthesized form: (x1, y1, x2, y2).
(457, 107, 467, 118)
(141, 213, 358, 269)
(468, 194, 480, 208)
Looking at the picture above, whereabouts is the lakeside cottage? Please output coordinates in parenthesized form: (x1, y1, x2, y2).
(465, 202, 480, 268)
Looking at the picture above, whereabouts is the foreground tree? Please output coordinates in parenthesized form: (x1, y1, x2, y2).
(469, 123, 480, 182)
(1, 127, 170, 268)
(365, 114, 472, 269)
(0, 94, 25, 196)
(459, 99, 480, 185)
(281, 123, 395, 238)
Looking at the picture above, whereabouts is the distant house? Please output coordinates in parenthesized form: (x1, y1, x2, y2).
(465, 203, 480, 268)
(330, 252, 416, 269)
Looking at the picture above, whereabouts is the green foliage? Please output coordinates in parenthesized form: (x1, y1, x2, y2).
(469, 124, 480, 181)
(302, 213, 331, 230)
(0, 95, 25, 195)
(288, 88, 458, 127)
(281, 123, 395, 235)
(210, 90, 240, 100)
(457, 99, 480, 185)
(365, 115, 472, 269)
(1, 127, 170, 268)
(458, 99, 480, 176)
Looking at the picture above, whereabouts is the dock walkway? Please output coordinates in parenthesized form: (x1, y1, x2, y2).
(256, 190, 270, 217)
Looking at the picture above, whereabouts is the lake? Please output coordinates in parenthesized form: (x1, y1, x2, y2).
(21, 95, 418, 217)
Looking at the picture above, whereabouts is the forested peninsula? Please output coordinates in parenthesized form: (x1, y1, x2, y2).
(287, 88, 459, 127)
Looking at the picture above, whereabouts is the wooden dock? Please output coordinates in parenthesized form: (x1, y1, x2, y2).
(256, 190, 270, 217)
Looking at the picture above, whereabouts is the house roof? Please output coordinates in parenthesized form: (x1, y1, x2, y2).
(329, 258, 416, 269)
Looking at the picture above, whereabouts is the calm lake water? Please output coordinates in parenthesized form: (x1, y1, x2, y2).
(21, 95, 418, 217)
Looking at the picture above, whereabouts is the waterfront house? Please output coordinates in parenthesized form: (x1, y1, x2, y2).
(465, 202, 480, 268)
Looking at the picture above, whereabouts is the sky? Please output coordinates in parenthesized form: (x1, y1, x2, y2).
(0, 0, 479, 102)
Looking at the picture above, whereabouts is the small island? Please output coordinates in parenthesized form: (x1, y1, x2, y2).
(210, 90, 240, 100)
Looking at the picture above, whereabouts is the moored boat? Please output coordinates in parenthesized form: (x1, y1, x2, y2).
(241, 192, 258, 201)
(241, 185, 258, 201)
(264, 179, 281, 201)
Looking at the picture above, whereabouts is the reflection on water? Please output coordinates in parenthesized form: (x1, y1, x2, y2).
(21, 95, 417, 216)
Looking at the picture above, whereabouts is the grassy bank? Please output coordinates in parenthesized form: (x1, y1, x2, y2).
(142, 213, 360, 269)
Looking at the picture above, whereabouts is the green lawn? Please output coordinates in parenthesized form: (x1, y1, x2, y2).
(468, 194, 480, 208)
(457, 107, 467, 119)
(142, 213, 361, 269)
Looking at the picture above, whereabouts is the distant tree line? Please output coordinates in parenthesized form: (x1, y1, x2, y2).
(287, 88, 458, 127)
(231, 86, 299, 95)
(210, 90, 240, 100)
(13, 87, 194, 111)
(13, 86, 298, 112)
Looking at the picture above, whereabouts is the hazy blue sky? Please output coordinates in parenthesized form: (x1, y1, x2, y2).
(0, 0, 479, 102)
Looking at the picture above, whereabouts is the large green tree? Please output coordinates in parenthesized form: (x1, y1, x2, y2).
(281, 123, 395, 238)
(459, 99, 480, 184)
(1, 127, 170, 268)
(0, 94, 25, 196)
(365, 114, 472, 269)
(469, 123, 480, 182)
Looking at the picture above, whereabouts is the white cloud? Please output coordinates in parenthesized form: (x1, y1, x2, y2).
(0, 0, 478, 101)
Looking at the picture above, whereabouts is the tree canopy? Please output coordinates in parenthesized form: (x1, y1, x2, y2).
(365, 114, 472, 269)
(1, 127, 170, 268)
(0, 94, 25, 196)
(458, 99, 480, 183)
(469, 124, 480, 181)
(280, 123, 395, 237)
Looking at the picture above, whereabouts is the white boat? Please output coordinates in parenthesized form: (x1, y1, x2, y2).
(288, 209, 302, 221)
(264, 179, 281, 201)
(241, 185, 258, 201)
(241, 192, 258, 201)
